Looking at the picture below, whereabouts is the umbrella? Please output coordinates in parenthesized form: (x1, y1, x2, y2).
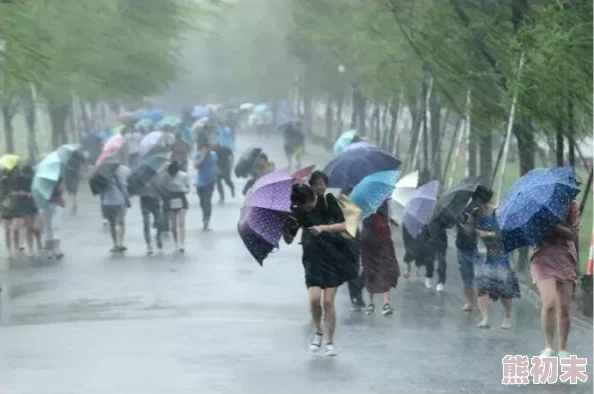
(155, 116, 182, 129)
(333, 130, 357, 154)
(234, 147, 262, 178)
(144, 109, 164, 121)
(323, 145, 401, 191)
(240, 102, 255, 111)
(0, 154, 21, 171)
(191, 117, 209, 133)
(291, 165, 316, 183)
(56, 144, 82, 163)
(497, 167, 580, 252)
(134, 118, 154, 133)
(344, 140, 375, 152)
(95, 134, 125, 166)
(349, 170, 399, 219)
(89, 158, 120, 196)
(238, 169, 294, 264)
(389, 171, 419, 222)
(113, 124, 127, 134)
(253, 104, 268, 114)
(429, 176, 484, 228)
(127, 152, 169, 196)
(191, 105, 209, 119)
(402, 180, 440, 238)
(32, 151, 62, 208)
(139, 131, 169, 157)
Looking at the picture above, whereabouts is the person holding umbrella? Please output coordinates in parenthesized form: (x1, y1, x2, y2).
(283, 183, 359, 357)
(100, 159, 131, 253)
(194, 140, 218, 230)
(159, 160, 190, 253)
(461, 186, 520, 329)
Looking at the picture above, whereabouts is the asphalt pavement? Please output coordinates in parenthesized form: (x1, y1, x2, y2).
(0, 131, 592, 393)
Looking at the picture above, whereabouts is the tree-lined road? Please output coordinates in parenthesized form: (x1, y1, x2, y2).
(0, 132, 592, 393)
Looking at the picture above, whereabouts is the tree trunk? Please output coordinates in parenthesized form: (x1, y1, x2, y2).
(443, 117, 462, 183)
(556, 129, 564, 166)
(2, 107, 15, 154)
(357, 99, 366, 136)
(421, 76, 429, 173)
(429, 94, 441, 180)
(372, 104, 380, 143)
(388, 100, 399, 155)
(49, 104, 70, 149)
(303, 92, 313, 136)
(336, 93, 344, 139)
(479, 131, 493, 185)
(80, 99, 91, 132)
(406, 104, 422, 171)
(24, 96, 39, 162)
(468, 126, 478, 177)
(325, 98, 333, 141)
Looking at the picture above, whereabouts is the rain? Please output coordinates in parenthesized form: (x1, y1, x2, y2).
(0, 0, 593, 393)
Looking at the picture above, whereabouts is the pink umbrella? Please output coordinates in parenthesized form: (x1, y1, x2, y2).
(95, 134, 125, 166)
(291, 165, 316, 183)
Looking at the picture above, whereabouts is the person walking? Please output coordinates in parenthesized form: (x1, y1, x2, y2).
(531, 200, 580, 359)
(283, 183, 358, 356)
(462, 186, 520, 329)
(14, 164, 43, 257)
(281, 119, 305, 170)
(212, 141, 235, 203)
(160, 161, 189, 252)
(101, 163, 131, 253)
(139, 177, 163, 255)
(456, 219, 477, 311)
(1, 167, 20, 259)
(360, 199, 400, 316)
(194, 141, 218, 230)
(424, 221, 448, 291)
(41, 177, 65, 259)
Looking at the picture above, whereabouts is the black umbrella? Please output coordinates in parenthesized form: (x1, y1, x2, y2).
(234, 147, 262, 178)
(429, 176, 485, 228)
(88, 157, 120, 196)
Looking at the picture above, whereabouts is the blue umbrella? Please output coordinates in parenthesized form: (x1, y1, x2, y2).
(402, 180, 439, 238)
(497, 167, 580, 252)
(191, 105, 209, 119)
(323, 145, 400, 191)
(349, 170, 399, 218)
(333, 130, 357, 154)
(144, 109, 164, 121)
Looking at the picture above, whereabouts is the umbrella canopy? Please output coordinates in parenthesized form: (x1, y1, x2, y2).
(234, 147, 262, 178)
(191, 105, 209, 119)
(134, 118, 154, 133)
(144, 109, 164, 121)
(238, 169, 294, 265)
(390, 171, 419, 222)
(253, 104, 268, 114)
(191, 117, 209, 133)
(113, 124, 127, 134)
(240, 103, 255, 111)
(333, 130, 357, 154)
(139, 131, 172, 157)
(402, 180, 440, 238)
(32, 151, 62, 208)
(429, 176, 484, 228)
(291, 165, 316, 183)
(349, 170, 399, 219)
(497, 167, 580, 252)
(344, 140, 375, 152)
(56, 144, 81, 163)
(127, 153, 169, 196)
(0, 154, 21, 171)
(95, 134, 125, 166)
(323, 145, 401, 191)
(155, 116, 182, 129)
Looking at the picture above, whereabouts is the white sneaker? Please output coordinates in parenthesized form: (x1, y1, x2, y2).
(425, 278, 432, 289)
(436, 283, 444, 292)
(539, 348, 555, 357)
(309, 332, 322, 351)
(557, 350, 571, 360)
(325, 343, 337, 357)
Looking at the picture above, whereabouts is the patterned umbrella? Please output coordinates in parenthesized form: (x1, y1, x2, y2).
(238, 169, 293, 265)
(497, 167, 580, 252)
(349, 170, 398, 218)
(323, 145, 401, 191)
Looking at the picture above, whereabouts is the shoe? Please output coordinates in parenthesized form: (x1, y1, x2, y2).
(178, 245, 185, 254)
(325, 343, 337, 357)
(557, 350, 571, 360)
(425, 278, 432, 289)
(382, 303, 393, 316)
(436, 283, 444, 292)
(365, 304, 375, 315)
(351, 297, 365, 311)
(110, 246, 119, 253)
(147, 245, 154, 255)
(402, 265, 410, 279)
(54, 252, 64, 260)
(309, 332, 323, 351)
(539, 348, 555, 357)
(203, 222, 210, 231)
(218, 199, 225, 205)
(156, 238, 163, 250)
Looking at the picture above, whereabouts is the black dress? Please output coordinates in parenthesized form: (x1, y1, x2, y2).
(14, 175, 38, 217)
(0, 174, 18, 219)
(288, 193, 359, 289)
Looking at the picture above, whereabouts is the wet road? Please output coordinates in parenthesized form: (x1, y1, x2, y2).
(1, 132, 592, 393)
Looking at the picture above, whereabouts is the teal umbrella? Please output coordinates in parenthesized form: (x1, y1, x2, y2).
(333, 130, 357, 154)
(253, 104, 268, 114)
(155, 116, 181, 129)
(57, 144, 81, 162)
(134, 118, 154, 133)
(32, 151, 62, 208)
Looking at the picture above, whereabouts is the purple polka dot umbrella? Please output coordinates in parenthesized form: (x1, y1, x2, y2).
(238, 169, 294, 265)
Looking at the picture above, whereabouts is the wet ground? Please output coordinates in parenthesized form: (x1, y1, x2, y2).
(1, 131, 592, 393)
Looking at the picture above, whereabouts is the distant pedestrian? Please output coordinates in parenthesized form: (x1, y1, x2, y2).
(242, 153, 274, 196)
(212, 141, 235, 203)
(0, 167, 20, 258)
(281, 120, 305, 171)
(160, 161, 189, 252)
(101, 163, 131, 253)
(139, 177, 163, 255)
(194, 141, 218, 230)
(531, 200, 580, 359)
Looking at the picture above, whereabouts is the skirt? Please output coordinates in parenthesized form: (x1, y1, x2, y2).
(163, 192, 188, 212)
(15, 195, 38, 217)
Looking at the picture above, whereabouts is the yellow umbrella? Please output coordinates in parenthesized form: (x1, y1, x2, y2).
(0, 154, 21, 170)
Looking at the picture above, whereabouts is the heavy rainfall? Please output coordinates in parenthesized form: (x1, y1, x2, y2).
(0, 0, 593, 393)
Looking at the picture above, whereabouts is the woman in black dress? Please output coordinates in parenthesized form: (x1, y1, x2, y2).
(283, 183, 358, 357)
(1, 168, 20, 258)
(14, 164, 42, 256)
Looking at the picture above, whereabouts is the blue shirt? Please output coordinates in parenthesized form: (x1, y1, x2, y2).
(215, 126, 234, 151)
(194, 150, 218, 187)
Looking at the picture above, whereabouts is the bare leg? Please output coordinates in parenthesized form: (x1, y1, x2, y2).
(556, 281, 573, 351)
(109, 223, 117, 246)
(13, 218, 21, 253)
(25, 217, 34, 255)
(4, 219, 13, 257)
(500, 297, 513, 329)
(170, 211, 178, 244)
(322, 287, 338, 343)
(476, 294, 490, 328)
(119, 221, 126, 247)
(383, 292, 390, 304)
(178, 209, 186, 247)
(536, 279, 556, 349)
(308, 287, 323, 333)
(462, 287, 474, 311)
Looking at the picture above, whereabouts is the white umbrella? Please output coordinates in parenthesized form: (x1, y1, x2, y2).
(240, 102, 255, 111)
(389, 170, 419, 222)
(190, 117, 209, 133)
